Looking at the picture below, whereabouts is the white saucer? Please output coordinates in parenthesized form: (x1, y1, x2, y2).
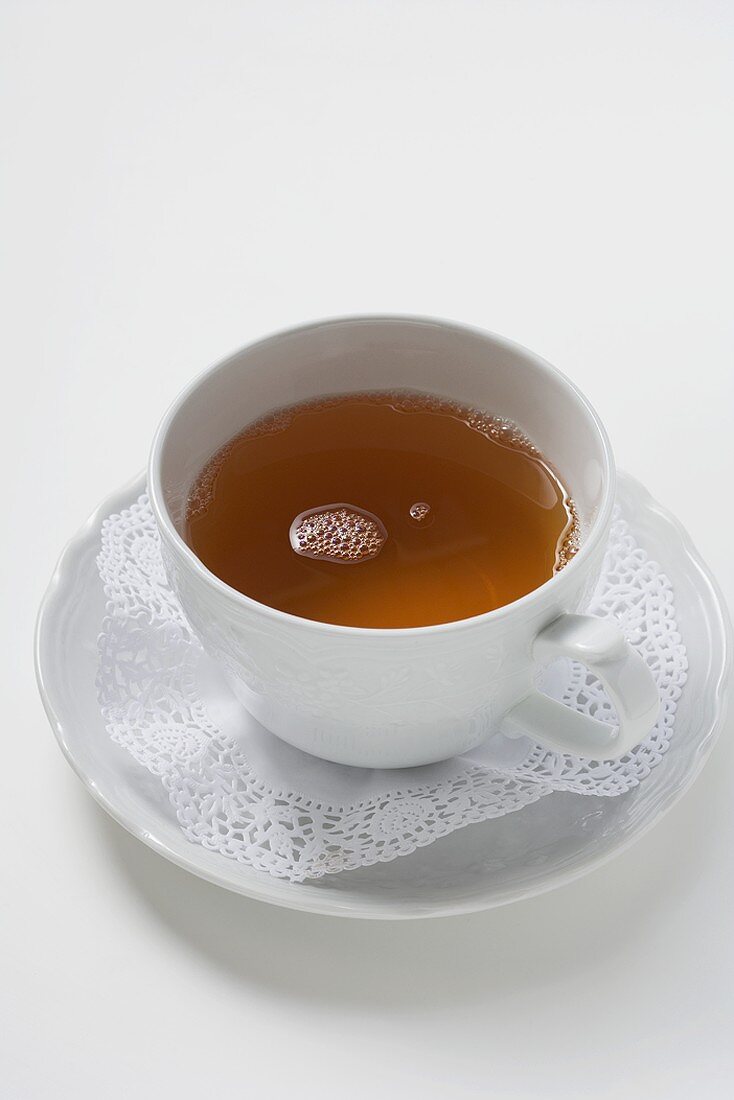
(35, 473, 731, 919)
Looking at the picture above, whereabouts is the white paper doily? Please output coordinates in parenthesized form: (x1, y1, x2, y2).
(96, 495, 687, 882)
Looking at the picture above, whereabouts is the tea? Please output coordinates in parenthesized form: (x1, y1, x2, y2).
(185, 391, 579, 628)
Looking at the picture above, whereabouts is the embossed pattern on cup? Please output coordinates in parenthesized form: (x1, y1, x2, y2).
(149, 316, 637, 767)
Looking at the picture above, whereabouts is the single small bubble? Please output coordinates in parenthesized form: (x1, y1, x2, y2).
(409, 502, 431, 523)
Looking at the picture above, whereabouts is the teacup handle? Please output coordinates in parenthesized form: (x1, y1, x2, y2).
(501, 613, 660, 759)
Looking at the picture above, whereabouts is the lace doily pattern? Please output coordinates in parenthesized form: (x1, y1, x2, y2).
(96, 495, 687, 881)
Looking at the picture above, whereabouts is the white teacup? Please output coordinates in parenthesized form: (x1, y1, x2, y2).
(149, 316, 659, 768)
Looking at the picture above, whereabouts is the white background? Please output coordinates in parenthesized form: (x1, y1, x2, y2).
(2, 2, 733, 1096)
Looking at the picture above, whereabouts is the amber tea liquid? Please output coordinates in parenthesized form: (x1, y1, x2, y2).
(185, 392, 579, 628)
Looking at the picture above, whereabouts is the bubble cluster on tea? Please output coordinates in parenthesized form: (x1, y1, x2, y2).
(185, 391, 579, 628)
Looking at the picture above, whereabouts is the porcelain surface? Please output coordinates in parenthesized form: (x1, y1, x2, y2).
(35, 472, 731, 918)
(149, 316, 656, 765)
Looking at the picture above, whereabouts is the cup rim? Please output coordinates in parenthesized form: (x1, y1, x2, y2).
(148, 314, 616, 637)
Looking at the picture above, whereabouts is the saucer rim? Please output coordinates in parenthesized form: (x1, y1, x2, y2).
(34, 471, 732, 919)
